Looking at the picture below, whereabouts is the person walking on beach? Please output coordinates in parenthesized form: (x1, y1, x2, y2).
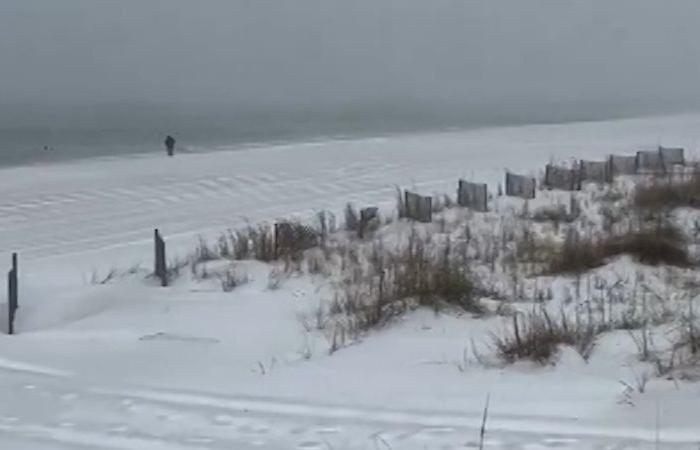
(164, 135, 176, 156)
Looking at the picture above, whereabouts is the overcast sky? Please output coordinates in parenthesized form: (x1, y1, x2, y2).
(2, 0, 700, 115)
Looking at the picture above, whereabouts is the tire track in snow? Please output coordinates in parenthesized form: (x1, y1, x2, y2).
(2, 381, 692, 450)
(0, 370, 695, 450)
(89, 387, 699, 447)
(0, 422, 238, 450)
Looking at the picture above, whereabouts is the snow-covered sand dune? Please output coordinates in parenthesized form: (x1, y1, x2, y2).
(2, 114, 700, 449)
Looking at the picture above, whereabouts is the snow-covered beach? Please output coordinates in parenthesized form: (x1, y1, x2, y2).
(2, 114, 700, 449)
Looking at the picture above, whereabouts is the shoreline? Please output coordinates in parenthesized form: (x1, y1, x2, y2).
(0, 110, 686, 170)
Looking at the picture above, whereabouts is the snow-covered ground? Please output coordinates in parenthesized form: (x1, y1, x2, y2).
(2, 114, 700, 449)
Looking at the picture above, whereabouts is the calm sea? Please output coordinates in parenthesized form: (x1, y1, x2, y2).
(0, 102, 670, 167)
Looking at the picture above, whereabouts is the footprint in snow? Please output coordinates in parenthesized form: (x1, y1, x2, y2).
(156, 412, 181, 422)
(297, 441, 324, 450)
(60, 393, 78, 401)
(542, 437, 580, 448)
(119, 399, 141, 413)
(252, 425, 270, 434)
(185, 436, 214, 444)
(212, 414, 235, 426)
(315, 427, 341, 435)
(107, 424, 130, 433)
(422, 426, 456, 434)
(238, 423, 269, 435)
(522, 444, 561, 450)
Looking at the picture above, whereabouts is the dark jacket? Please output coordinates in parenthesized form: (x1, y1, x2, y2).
(165, 136, 176, 149)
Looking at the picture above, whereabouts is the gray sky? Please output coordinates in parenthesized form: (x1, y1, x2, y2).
(2, 0, 700, 114)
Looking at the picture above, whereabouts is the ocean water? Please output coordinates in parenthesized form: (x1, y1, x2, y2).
(0, 102, 679, 168)
(0, 104, 462, 167)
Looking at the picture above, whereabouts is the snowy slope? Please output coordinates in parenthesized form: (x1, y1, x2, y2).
(2, 114, 700, 449)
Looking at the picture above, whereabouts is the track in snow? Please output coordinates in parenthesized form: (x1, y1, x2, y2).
(0, 155, 461, 264)
(0, 370, 692, 450)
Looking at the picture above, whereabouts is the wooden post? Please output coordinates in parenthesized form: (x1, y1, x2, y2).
(273, 223, 281, 260)
(359, 207, 379, 238)
(154, 229, 160, 283)
(7, 253, 18, 335)
(154, 229, 167, 287)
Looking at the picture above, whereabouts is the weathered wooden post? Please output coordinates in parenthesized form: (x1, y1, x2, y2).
(273, 222, 284, 260)
(359, 207, 379, 238)
(154, 229, 167, 287)
(7, 253, 18, 335)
